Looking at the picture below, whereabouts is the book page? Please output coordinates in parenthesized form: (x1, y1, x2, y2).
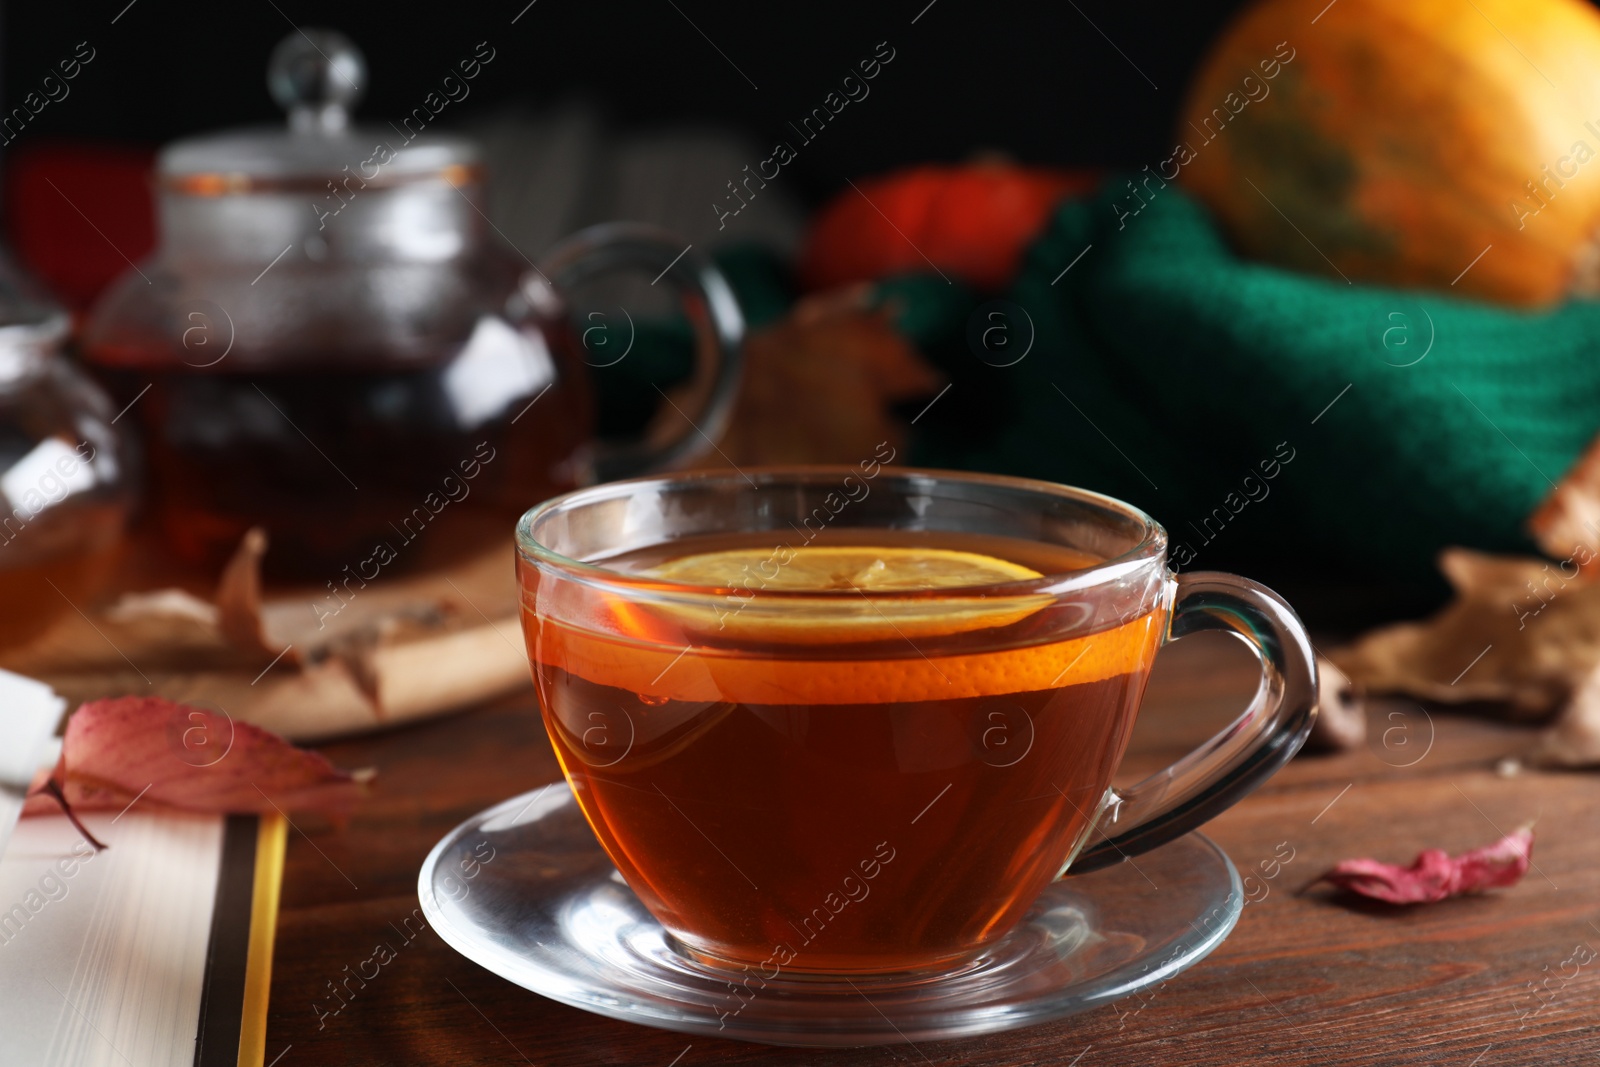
(0, 811, 224, 1067)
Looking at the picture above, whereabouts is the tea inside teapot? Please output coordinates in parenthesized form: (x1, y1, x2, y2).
(0, 296, 133, 648)
(87, 296, 591, 578)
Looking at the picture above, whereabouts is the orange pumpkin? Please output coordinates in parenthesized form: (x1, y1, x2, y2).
(800, 164, 1096, 292)
(1177, 0, 1600, 307)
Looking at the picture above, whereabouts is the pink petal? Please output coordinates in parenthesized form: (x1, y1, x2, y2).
(1447, 826, 1536, 892)
(22, 696, 370, 817)
(1316, 828, 1534, 905)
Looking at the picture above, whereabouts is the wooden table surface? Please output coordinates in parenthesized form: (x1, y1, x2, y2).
(266, 631, 1600, 1066)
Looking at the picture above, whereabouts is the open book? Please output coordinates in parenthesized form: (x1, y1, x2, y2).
(0, 799, 283, 1067)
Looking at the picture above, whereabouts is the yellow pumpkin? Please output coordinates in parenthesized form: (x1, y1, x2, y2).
(1177, 0, 1600, 307)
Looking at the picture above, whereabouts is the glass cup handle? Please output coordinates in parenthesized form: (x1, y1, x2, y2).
(1069, 571, 1319, 875)
(529, 222, 745, 481)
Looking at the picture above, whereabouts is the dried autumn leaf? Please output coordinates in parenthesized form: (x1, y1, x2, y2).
(1528, 432, 1600, 575)
(1333, 433, 1600, 768)
(715, 286, 945, 466)
(214, 525, 284, 663)
(1314, 827, 1534, 905)
(1331, 547, 1600, 720)
(1526, 658, 1600, 768)
(1332, 544, 1600, 766)
(22, 695, 371, 819)
(1305, 655, 1366, 752)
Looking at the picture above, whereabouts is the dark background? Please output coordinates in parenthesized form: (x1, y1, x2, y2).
(2, 0, 1244, 201)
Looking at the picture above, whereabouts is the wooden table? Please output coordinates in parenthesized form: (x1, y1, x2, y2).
(266, 631, 1600, 1066)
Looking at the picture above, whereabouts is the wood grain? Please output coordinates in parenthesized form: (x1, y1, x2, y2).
(266, 633, 1600, 1065)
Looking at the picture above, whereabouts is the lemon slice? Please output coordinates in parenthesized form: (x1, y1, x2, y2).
(648, 545, 1042, 591)
(640, 545, 1051, 643)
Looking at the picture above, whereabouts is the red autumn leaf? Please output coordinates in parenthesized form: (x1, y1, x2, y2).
(1315, 827, 1534, 904)
(23, 696, 371, 824)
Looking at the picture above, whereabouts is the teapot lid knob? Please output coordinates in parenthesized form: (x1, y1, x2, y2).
(267, 29, 366, 133)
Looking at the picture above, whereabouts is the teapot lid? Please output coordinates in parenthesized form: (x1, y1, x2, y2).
(158, 29, 479, 193)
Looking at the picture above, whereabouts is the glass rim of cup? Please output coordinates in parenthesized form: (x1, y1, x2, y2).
(515, 465, 1168, 602)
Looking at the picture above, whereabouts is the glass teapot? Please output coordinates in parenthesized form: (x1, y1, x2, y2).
(82, 30, 742, 578)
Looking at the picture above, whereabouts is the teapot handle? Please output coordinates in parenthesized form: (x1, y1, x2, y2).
(529, 223, 745, 482)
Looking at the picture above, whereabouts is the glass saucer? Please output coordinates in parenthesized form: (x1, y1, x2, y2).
(417, 785, 1243, 1048)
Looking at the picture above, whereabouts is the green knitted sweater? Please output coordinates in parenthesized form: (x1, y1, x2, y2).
(902, 182, 1597, 581)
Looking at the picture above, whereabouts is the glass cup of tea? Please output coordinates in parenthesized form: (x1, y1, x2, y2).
(515, 466, 1317, 978)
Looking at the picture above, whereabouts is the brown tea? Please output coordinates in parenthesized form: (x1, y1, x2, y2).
(86, 354, 589, 578)
(525, 529, 1166, 975)
(0, 501, 123, 650)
